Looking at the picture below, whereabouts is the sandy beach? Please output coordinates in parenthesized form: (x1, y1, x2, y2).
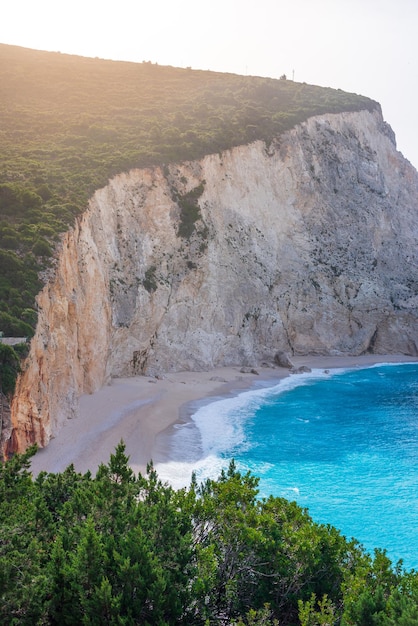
(29, 354, 418, 478)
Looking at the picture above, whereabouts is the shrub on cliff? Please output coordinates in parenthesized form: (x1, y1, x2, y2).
(0, 312, 34, 338)
(0, 343, 22, 397)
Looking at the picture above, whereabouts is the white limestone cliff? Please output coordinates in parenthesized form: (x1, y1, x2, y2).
(5, 108, 418, 453)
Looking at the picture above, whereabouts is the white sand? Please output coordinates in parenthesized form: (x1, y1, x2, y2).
(29, 355, 418, 477)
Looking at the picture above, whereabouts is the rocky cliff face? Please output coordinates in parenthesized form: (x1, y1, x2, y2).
(5, 108, 418, 453)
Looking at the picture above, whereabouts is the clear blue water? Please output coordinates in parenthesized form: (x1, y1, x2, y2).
(156, 363, 418, 570)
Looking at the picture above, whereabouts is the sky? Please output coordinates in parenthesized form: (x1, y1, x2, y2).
(1, 0, 418, 168)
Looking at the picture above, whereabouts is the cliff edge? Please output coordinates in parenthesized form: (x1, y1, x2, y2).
(5, 108, 418, 454)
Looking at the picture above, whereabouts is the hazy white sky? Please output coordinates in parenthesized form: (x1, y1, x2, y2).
(2, 0, 418, 167)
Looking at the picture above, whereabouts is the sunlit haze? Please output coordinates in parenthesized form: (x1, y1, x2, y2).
(2, 0, 418, 168)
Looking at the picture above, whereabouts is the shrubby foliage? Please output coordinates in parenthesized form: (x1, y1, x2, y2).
(0, 442, 416, 624)
(0, 343, 22, 396)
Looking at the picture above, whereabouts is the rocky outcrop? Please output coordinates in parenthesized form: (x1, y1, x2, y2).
(5, 108, 418, 453)
(274, 352, 295, 369)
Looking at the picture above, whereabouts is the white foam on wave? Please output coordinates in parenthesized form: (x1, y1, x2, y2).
(369, 361, 418, 369)
(154, 455, 226, 491)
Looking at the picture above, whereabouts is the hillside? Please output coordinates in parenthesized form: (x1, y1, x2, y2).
(0, 43, 378, 339)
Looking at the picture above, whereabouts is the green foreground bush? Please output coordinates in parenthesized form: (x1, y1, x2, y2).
(0, 442, 417, 625)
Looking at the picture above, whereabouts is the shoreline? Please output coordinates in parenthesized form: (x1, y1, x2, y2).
(29, 354, 418, 478)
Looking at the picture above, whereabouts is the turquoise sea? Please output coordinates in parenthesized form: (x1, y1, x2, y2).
(156, 363, 418, 570)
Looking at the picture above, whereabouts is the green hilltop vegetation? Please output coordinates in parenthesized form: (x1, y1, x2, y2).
(0, 43, 378, 344)
(1, 442, 417, 625)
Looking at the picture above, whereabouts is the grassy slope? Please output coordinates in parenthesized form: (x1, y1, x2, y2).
(0, 43, 378, 337)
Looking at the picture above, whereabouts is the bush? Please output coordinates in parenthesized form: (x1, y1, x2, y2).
(0, 311, 34, 337)
(32, 238, 52, 258)
(177, 183, 205, 239)
(0, 450, 416, 624)
(0, 343, 21, 396)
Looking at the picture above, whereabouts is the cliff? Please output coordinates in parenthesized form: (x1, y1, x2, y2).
(5, 108, 418, 454)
